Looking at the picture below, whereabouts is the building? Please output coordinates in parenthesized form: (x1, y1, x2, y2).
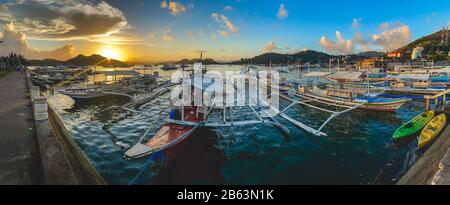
(387, 51, 402, 58)
(354, 57, 387, 69)
(411, 46, 424, 60)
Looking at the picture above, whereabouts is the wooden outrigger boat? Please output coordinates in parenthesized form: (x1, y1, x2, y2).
(124, 105, 208, 160)
(297, 87, 410, 112)
(59, 87, 112, 100)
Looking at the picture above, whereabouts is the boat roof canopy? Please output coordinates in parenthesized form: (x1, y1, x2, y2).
(329, 71, 362, 81)
(386, 74, 430, 80)
(303, 71, 330, 77)
(96, 70, 140, 76)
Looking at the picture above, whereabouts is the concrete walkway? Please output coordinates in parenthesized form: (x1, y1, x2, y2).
(0, 72, 44, 184)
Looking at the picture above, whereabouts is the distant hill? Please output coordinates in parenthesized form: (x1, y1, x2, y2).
(29, 54, 130, 67)
(233, 50, 332, 65)
(356, 51, 385, 58)
(394, 29, 449, 61)
(175, 58, 217, 65)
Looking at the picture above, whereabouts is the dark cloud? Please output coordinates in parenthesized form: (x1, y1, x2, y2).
(3, 0, 128, 40)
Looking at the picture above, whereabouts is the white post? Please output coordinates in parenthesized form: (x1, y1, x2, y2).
(33, 96, 48, 121)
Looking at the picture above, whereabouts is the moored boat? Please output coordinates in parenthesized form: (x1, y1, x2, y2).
(393, 111, 435, 140)
(418, 113, 447, 149)
(298, 86, 411, 112)
(124, 106, 206, 160)
(161, 64, 178, 70)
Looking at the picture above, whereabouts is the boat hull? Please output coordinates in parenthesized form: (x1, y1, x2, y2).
(393, 111, 435, 140)
(59, 91, 111, 101)
(418, 114, 447, 149)
(301, 92, 410, 112)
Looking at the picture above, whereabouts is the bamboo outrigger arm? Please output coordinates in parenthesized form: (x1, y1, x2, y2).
(261, 91, 364, 137)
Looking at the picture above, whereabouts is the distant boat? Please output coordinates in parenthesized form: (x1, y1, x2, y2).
(161, 64, 177, 70)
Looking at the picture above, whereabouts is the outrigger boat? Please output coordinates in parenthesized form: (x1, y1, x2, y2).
(297, 86, 411, 112)
(124, 105, 208, 160)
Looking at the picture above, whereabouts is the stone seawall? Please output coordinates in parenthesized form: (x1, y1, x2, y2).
(26, 73, 106, 185)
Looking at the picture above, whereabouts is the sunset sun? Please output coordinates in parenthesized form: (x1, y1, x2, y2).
(99, 47, 123, 61)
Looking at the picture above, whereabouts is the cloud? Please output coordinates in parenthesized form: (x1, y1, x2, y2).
(2, 0, 128, 41)
(211, 13, 220, 22)
(161, 1, 187, 16)
(218, 30, 229, 38)
(371, 22, 410, 51)
(162, 29, 174, 42)
(352, 18, 361, 29)
(0, 4, 12, 21)
(211, 13, 239, 33)
(0, 23, 74, 60)
(277, 4, 288, 19)
(263, 41, 278, 53)
(224, 6, 233, 11)
(162, 34, 173, 42)
(187, 30, 193, 38)
(354, 32, 370, 51)
(320, 31, 354, 54)
(160, 0, 168, 8)
(285, 45, 291, 50)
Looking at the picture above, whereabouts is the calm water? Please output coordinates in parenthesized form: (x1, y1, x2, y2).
(48, 65, 424, 185)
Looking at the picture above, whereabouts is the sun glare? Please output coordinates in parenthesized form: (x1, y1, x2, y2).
(99, 47, 122, 61)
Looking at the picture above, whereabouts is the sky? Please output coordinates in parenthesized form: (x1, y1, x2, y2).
(0, 0, 449, 62)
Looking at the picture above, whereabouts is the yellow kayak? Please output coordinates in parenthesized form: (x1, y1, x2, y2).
(418, 113, 447, 149)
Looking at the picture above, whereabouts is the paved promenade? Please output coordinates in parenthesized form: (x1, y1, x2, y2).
(0, 72, 44, 184)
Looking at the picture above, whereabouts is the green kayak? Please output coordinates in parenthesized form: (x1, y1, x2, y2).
(393, 110, 435, 140)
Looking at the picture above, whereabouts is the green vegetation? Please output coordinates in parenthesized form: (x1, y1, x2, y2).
(395, 29, 449, 61)
(0, 71, 10, 78)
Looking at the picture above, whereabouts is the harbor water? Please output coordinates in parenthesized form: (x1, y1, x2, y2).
(48, 65, 425, 185)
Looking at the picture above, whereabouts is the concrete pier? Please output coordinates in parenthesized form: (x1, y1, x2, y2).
(0, 71, 105, 185)
(0, 72, 45, 185)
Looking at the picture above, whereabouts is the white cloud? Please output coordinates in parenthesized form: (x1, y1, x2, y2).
(187, 30, 193, 38)
(220, 15, 239, 33)
(161, 1, 187, 16)
(162, 29, 174, 42)
(224, 6, 233, 11)
(319, 31, 354, 54)
(218, 30, 229, 38)
(160, 0, 168, 8)
(162, 34, 173, 42)
(277, 4, 288, 19)
(0, 23, 74, 60)
(211, 13, 239, 33)
(352, 18, 361, 29)
(211, 13, 220, 22)
(263, 41, 278, 53)
(371, 22, 410, 51)
(354, 32, 370, 51)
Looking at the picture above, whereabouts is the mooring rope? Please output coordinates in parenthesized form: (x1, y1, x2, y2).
(127, 152, 161, 185)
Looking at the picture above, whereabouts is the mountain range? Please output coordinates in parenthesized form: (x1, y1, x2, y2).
(29, 54, 130, 67)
